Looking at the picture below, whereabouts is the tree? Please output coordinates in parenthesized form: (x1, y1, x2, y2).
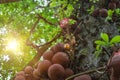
(0, 0, 120, 80)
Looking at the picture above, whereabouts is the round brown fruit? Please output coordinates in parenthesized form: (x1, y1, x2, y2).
(92, 9, 99, 17)
(74, 75, 92, 80)
(108, 2, 116, 10)
(14, 75, 25, 80)
(110, 54, 120, 76)
(99, 9, 108, 18)
(24, 66, 33, 74)
(37, 60, 52, 75)
(25, 73, 34, 80)
(16, 71, 25, 77)
(43, 50, 54, 61)
(33, 69, 41, 80)
(112, 14, 117, 22)
(52, 52, 70, 68)
(108, 51, 120, 80)
(48, 64, 65, 80)
(65, 68, 74, 78)
(50, 43, 65, 53)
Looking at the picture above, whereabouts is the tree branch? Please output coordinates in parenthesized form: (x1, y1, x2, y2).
(0, 0, 20, 4)
(25, 12, 60, 67)
(30, 16, 41, 35)
(26, 43, 51, 67)
(26, 31, 61, 67)
(37, 14, 57, 26)
(65, 66, 105, 80)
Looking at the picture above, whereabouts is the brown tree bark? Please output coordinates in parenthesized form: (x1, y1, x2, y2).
(0, 0, 20, 4)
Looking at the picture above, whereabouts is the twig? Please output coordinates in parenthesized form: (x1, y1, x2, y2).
(102, 47, 110, 57)
(26, 15, 41, 47)
(37, 14, 57, 26)
(39, 31, 62, 47)
(26, 43, 51, 67)
(26, 31, 61, 67)
(65, 66, 105, 80)
(30, 16, 41, 35)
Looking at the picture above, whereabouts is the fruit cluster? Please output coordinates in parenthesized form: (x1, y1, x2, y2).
(14, 43, 74, 80)
(108, 49, 120, 80)
(92, 0, 120, 18)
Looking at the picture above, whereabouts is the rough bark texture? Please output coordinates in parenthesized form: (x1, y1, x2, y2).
(66, 0, 120, 79)
(69, 15, 120, 80)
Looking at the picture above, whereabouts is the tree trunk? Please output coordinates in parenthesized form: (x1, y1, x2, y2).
(70, 15, 119, 80)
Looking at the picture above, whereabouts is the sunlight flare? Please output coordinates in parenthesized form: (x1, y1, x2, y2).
(7, 39, 19, 51)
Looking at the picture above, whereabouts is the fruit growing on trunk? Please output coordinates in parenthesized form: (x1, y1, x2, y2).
(24, 66, 33, 74)
(65, 68, 74, 78)
(92, 9, 100, 17)
(50, 43, 65, 54)
(14, 75, 26, 80)
(33, 69, 41, 80)
(37, 60, 52, 75)
(48, 64, 65, 80)
(108, 2, 116, 10)
(99, 9, 108, 18)
(43, 50, 54, 61)
(52, 52, 70, 68)
(109, 50, 120, 80)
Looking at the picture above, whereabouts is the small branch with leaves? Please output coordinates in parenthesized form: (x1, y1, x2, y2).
(25, 14, 61, 67)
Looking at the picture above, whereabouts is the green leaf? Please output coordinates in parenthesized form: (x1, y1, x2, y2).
(95, 40, 106, 45)
(100, 33, 109, 42)
(96, 45, 100, 50)
(95, 50, 102, 58)
(108, 10, 114, 17)
(110, 36, 120, 44)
